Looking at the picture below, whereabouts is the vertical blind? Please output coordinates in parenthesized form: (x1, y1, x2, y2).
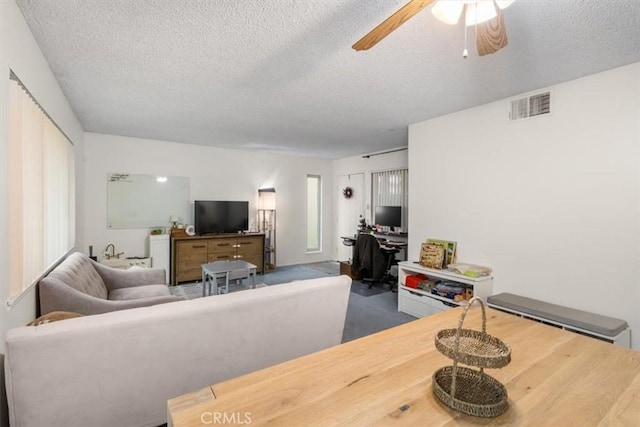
(371, 169, 408, 229)
(7, 76, 75, 303)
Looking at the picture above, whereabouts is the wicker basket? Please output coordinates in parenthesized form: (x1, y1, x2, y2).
(432, 366, 508, 418)
(432, 297, 511, 418)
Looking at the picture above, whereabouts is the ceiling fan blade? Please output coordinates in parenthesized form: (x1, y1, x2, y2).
(476, 4, 508, 56)
(352, 0, 435, 51)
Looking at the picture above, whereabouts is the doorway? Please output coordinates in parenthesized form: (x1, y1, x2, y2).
(336, 173, 364, 262)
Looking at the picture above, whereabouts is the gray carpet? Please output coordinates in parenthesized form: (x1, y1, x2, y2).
(170, 261, 417, 343)
(305, 261, 341, 275)
(349, 279, 392, 297)
(170, 280, 266, 298)
(305, 262, 396, 297)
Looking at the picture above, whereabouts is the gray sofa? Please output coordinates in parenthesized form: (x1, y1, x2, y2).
(39, 252, 181, 315)
(5, 275, 352, 427)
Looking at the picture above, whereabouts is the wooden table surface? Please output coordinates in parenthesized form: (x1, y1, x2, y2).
(168, 306, 640, 426)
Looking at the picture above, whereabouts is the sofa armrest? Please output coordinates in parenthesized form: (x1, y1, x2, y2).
(40, 277, 180, 315)
(93, 261, 167, 291)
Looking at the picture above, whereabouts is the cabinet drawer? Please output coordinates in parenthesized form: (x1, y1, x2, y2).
(236, 238, 260, 248)
(176, 252, 207, 264)
(178, 259, 205, 270)
(399, 288, 453, 318)
(177, 242, 207, 257)
(208, 240, 235, 255)
(237, 238, 263, 261)
(176, 263, 203, 282)
(239, 252, 262, 266)
(237, 245, 262, 258)
(208, 253, 233, 262)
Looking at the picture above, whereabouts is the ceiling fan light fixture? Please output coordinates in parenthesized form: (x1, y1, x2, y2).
(352, 0, 514, 53)
(432, 0, 515, 26)
(465, 0, 515, 26)
(495, 0, 516, 10)
(431, 1, 464, 25)
(465, 1, 497, 26)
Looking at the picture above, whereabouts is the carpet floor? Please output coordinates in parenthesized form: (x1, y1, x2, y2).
(170, 261, 416, 343)
(170, 280, 266, 299)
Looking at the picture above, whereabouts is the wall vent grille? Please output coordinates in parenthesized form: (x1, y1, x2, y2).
(508, 91, 551, 121)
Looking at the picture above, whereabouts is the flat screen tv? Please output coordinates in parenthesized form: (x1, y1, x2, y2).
(194, 200, 249, 235)
(374, 206, 402, 230)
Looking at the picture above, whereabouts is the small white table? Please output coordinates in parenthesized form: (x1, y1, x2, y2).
(201, 260, 258, 297)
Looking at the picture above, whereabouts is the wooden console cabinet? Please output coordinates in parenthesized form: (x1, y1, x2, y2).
(170, 233, 265, 285)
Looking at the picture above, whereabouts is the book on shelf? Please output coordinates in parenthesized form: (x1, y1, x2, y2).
(426, 238, 457, 267)
(420, 243, 445, 269)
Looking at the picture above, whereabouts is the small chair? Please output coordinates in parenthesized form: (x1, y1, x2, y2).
(352, 233, 399, 289)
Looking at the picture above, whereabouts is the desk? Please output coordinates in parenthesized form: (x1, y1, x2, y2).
(382, 240, 407, 250)
(340, 235, 408, 262)
(341, 235, 408, 248)
(378, 233, 407, 261)
(340, 235, 357, 246)
(201, 260, 257, 297)
(373, 230, 408, 240)
(168, 307, 640, 426)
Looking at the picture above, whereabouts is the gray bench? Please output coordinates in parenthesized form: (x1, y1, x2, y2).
(487, 293, 631, 348)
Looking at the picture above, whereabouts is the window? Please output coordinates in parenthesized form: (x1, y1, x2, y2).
(371, 169, 408, 229)
(7, 73, 75, 304)
(306, 174, 321, 252)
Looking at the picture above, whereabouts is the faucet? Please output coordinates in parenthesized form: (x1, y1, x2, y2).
(104, 244, 115, 259)
(104, 244, 124, 259)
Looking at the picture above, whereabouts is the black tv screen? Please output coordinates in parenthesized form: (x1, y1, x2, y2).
(374, 206, 402, 229)
(194, 200, 249, 235)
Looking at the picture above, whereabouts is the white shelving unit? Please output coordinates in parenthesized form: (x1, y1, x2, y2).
(397, 261, 493, 318)
(149, 234, 170, 284)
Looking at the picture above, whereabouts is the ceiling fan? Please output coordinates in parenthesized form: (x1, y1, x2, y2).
(353, 0, 514, 57)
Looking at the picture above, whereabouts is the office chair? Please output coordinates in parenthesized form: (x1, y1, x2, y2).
(352, 233, 399, 289)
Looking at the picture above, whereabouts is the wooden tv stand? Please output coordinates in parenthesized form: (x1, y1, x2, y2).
(170, 233, 265, 285)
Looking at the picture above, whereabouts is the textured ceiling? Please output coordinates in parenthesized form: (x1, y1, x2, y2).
(15, 0, 640, 159)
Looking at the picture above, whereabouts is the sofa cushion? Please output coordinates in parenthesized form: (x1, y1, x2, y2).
(45, 252, 108, 299)
(109, 284, 173, 301)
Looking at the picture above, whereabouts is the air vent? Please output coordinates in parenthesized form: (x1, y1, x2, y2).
(508, 91, 551, 122)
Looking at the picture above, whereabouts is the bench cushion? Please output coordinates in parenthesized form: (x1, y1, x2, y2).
(487, 293, 628, 337)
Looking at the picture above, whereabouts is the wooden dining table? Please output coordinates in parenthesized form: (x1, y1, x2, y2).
(168, 305, 640, 426)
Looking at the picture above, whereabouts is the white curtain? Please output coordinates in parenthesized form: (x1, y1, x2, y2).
(371, 169, 409, 229)
(8, 77, 75, 302)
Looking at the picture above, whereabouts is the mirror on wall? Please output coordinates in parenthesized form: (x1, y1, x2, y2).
(107, 173, 190, 229)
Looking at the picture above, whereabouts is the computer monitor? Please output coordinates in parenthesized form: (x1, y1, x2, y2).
(374, 206, 402, 230)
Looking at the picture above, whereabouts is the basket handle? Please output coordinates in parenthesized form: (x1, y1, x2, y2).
(450, 296, 487, 398)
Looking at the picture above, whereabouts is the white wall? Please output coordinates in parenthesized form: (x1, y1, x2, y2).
(332, 149, 408, 259)
(0, 0, 85, 423)
(409, 63, 640, 350)
(83, 133, 334, 267)
(0, 0, 84, 347)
